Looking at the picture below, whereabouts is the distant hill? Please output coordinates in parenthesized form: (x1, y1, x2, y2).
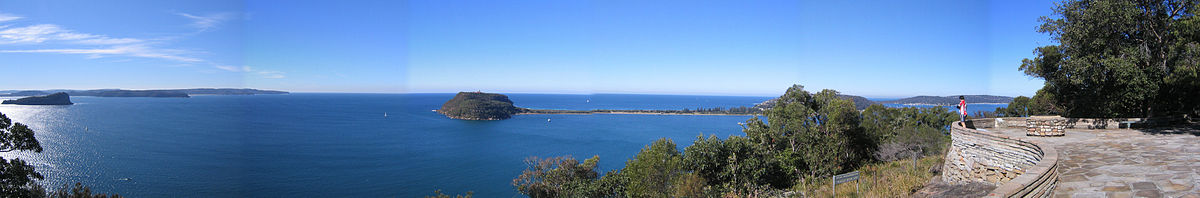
(878, 95, 1013, 105)
(92, 90, 189, 98)
(437, 92, 524, 120)
(2, 92, 73, 105)
(171, 88, 289, 95)
(0, 88, 288, 98)
(753, 94, 876, 110)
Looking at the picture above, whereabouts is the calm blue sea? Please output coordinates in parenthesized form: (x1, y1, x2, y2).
(0, 93, 772, 197)
(0, 93, 1006, 197)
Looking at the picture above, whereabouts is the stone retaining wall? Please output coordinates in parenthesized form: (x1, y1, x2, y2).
(992, 116, 1143, 129)
(993, 117, 1028, 128)
(1025, 119, 1066, 136)
(943, 122, 1059, 198)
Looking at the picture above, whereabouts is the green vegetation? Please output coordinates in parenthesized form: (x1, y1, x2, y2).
(511, 84, 959, 197)
(860, 104, 955, 162)
(0, 112, 121, 197)
(753, 94, 876, 110)
(437, 92, 524, 120)
(993, 90, 1060, 117)
(799, 155, 945, 197)
(1021, 0, 1200, 118)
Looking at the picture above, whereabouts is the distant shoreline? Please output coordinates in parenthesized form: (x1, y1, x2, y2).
(517, 111, 753, 116)
(888, 102, 1009, 106)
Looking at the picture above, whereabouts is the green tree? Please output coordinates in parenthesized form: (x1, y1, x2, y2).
(512, 155, 605, 198)
(858, 104, 956, 161)
(742, 85, 862, 180)
(0, 112, 44, 197)
(0, 112, 121, 198)
(47, 183, 122, 198)
(1022, 0, 1200, 117)
(681, 135, 789, 192)
(622, 138, 684, 197)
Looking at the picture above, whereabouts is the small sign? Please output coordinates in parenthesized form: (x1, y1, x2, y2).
(833, 171, 859, 184)
(832, 171, 860, 195)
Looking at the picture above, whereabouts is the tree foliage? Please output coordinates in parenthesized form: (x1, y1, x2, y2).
(622, 138, 685, 197)
(742, 85, 865, 179)
(0, 112, 44, 196)
(512, 155, 610, 198)
(512, 84, 961, 197)
(0, 112, 118, 197)
(1022, 0, 1200, 117)
(859, 104, 956, 161)
(994, 90, 1061, 117)
(47, 183, 122, 198)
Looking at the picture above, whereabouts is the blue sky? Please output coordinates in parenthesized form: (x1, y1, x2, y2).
(0, 0, 1055, 97)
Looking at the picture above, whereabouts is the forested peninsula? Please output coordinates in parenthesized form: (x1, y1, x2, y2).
(1, 92, 73, 105)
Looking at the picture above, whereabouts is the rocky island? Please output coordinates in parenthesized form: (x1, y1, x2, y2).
(2, 92, 74, 105)
(437, 92, 526, 120)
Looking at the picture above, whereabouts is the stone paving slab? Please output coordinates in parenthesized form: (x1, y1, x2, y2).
(990, 126, 1200, 198)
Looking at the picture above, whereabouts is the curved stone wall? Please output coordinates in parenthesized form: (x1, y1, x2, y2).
(942, 122, 1059, 198)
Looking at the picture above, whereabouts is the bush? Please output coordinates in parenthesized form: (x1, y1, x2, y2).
(512, 155, 605, 198)
(622, 138, 684, 197)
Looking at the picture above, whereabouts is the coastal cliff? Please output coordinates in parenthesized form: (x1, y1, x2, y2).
(2, 92, 74, 105)
(438, 92, 525, 120)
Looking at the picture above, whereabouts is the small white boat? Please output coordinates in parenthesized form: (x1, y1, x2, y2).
(384, 112, 388, 117)
(547, 118, 552, 122)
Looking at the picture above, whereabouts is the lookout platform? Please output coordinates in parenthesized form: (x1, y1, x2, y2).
(987, 122, 1200, 198)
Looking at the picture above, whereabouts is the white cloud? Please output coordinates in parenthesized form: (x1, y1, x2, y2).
(0, 13, 20, 23)
(0, 44, 201, 62)
(0, 24, 143, 45)
(0, 13, 194, 63)
(0, 24, 63, 43)
(214, 65, 286, 79)
(0, 11, 251, 70)
(214, 65, 243, 72)
(177, 12, 233, 32)
(256, 70, 285, 79)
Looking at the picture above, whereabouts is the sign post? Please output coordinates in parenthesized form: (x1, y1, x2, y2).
(832, 171, 860, 196)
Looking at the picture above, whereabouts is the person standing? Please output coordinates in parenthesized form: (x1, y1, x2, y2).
(957, 96, 967, 127)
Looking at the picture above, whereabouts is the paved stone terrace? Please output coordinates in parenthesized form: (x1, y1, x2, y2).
(989, 125, 1200, 198)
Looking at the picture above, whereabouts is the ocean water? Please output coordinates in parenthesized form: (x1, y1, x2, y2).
(0, 93, 771, 197)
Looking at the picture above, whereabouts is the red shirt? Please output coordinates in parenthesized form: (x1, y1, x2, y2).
(959, 100, 967, 115)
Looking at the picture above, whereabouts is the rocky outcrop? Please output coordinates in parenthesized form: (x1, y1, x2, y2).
(2, 92, 74, 105)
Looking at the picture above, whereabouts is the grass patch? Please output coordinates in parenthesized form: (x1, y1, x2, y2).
(793, 155, 944, 197)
